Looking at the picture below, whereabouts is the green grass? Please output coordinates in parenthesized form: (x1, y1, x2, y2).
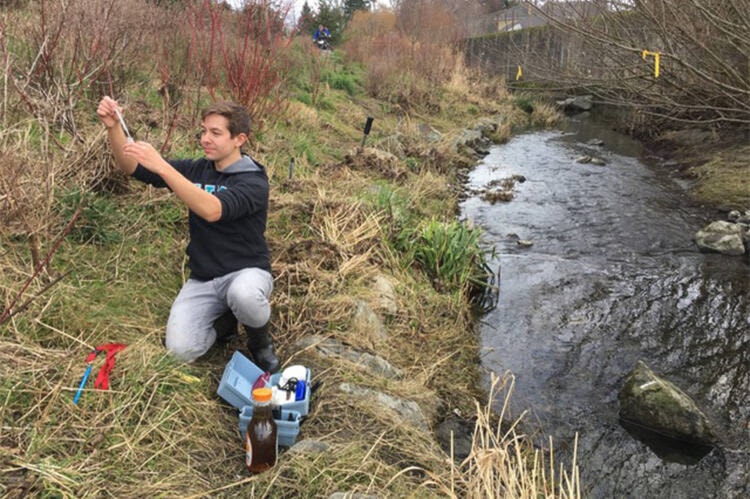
(323, 67, 361, 96)
(56, 189, 126, 244)
(514, 94, 535, 114)
(398, 218, 494, 297)
(362, 182, 412, 225)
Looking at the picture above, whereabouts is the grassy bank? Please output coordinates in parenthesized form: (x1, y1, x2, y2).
(0, 2, 579, 497)
(643, 130, 750, 210)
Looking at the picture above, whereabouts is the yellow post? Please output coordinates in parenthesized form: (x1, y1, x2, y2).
(516, 65, 523, 81)
(641, 50, 661, 78)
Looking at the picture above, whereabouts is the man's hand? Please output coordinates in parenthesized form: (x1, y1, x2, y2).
(123, 141, 167, 175)
(98, 96, 138, 175)
(97, 96, 120, 130)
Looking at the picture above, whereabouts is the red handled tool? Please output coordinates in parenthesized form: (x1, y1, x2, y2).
(73, 343, 126, 404)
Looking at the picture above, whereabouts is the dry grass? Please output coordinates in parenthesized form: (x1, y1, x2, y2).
(342, 9, 461, 110)
(530, 103, 563, 129)
(388, 373, 581, 499)
(688, 145, 750, 209)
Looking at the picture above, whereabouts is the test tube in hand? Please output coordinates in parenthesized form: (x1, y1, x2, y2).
(114, 108, 134, 143)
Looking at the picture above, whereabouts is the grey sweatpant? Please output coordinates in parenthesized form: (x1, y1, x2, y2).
(164, 267, 273, 362)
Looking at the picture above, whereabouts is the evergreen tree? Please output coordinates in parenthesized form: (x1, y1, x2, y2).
(297, 1, 316, 34)
(343, 0, 370, 20)
(314, 0, 346, 43)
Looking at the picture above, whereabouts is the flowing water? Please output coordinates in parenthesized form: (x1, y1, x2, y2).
(460, 114, 750, 498)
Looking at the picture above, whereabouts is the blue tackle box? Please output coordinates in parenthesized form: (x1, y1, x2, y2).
(217, 351, 311, 446)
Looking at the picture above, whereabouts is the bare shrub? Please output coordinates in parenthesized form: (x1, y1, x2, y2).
(0, 151, 45, 236)
(506, 0, 750, 134)
(396, 0, 461, 46)
(342, 8, 397, 62)
(343, 8, 461, 109)
(351, 29, 410, 98)
(0, 0, 164, 143)
(146, 6, 199, 153)
(184, 0, 294, 134)
(0, 148, 56, 276)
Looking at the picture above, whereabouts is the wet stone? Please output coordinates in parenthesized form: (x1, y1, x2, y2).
(619, 360, 717, 447)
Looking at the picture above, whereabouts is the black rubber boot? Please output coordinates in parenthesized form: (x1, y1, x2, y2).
(214, 309, 238, 343)
(243, 322, 281, 373)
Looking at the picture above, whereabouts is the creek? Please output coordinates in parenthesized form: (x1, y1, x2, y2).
(460, 113, 750, 498)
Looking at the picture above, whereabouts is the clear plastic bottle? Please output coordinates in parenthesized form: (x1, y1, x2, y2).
(245, 387, 277, 473)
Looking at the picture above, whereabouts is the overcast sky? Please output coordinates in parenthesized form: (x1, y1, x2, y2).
(226, 0, 392, 18)
(227, 0, 318, 17)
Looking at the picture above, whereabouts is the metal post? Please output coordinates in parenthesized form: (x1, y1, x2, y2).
(360, 116, 374, 150)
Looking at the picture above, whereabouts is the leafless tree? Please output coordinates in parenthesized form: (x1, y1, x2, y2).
(510, 0, 750, 135)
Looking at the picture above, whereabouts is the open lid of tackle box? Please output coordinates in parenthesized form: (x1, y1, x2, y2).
(217, 351, 311, 415)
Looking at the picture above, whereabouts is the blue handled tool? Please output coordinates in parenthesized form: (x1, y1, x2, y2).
(73, 363, 93, 405)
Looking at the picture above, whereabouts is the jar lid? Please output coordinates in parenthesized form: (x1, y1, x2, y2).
(252, 387, 272, 402)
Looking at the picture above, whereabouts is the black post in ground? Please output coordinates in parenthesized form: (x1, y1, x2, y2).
(360, 116, 374, 151)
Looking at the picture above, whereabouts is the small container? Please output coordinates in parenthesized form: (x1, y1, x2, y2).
(245, 387, 277, 473)
(295, 380, 306, 401)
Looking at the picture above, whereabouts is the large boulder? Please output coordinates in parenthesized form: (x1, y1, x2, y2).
(556, 95, 593, 113)
(694, 220, 747, 256)
(338, 382, 429, 431)
(619, 361, 717, 446)
(295, 335, 403, 380)
(453, 128, 492, 157)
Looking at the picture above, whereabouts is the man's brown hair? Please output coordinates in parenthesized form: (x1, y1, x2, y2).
(201, 101, 251, 138)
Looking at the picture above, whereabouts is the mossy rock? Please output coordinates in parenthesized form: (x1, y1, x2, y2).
(619, 360, 717, 446)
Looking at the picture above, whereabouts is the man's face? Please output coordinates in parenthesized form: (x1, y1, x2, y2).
(199, 114, 245, 166)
